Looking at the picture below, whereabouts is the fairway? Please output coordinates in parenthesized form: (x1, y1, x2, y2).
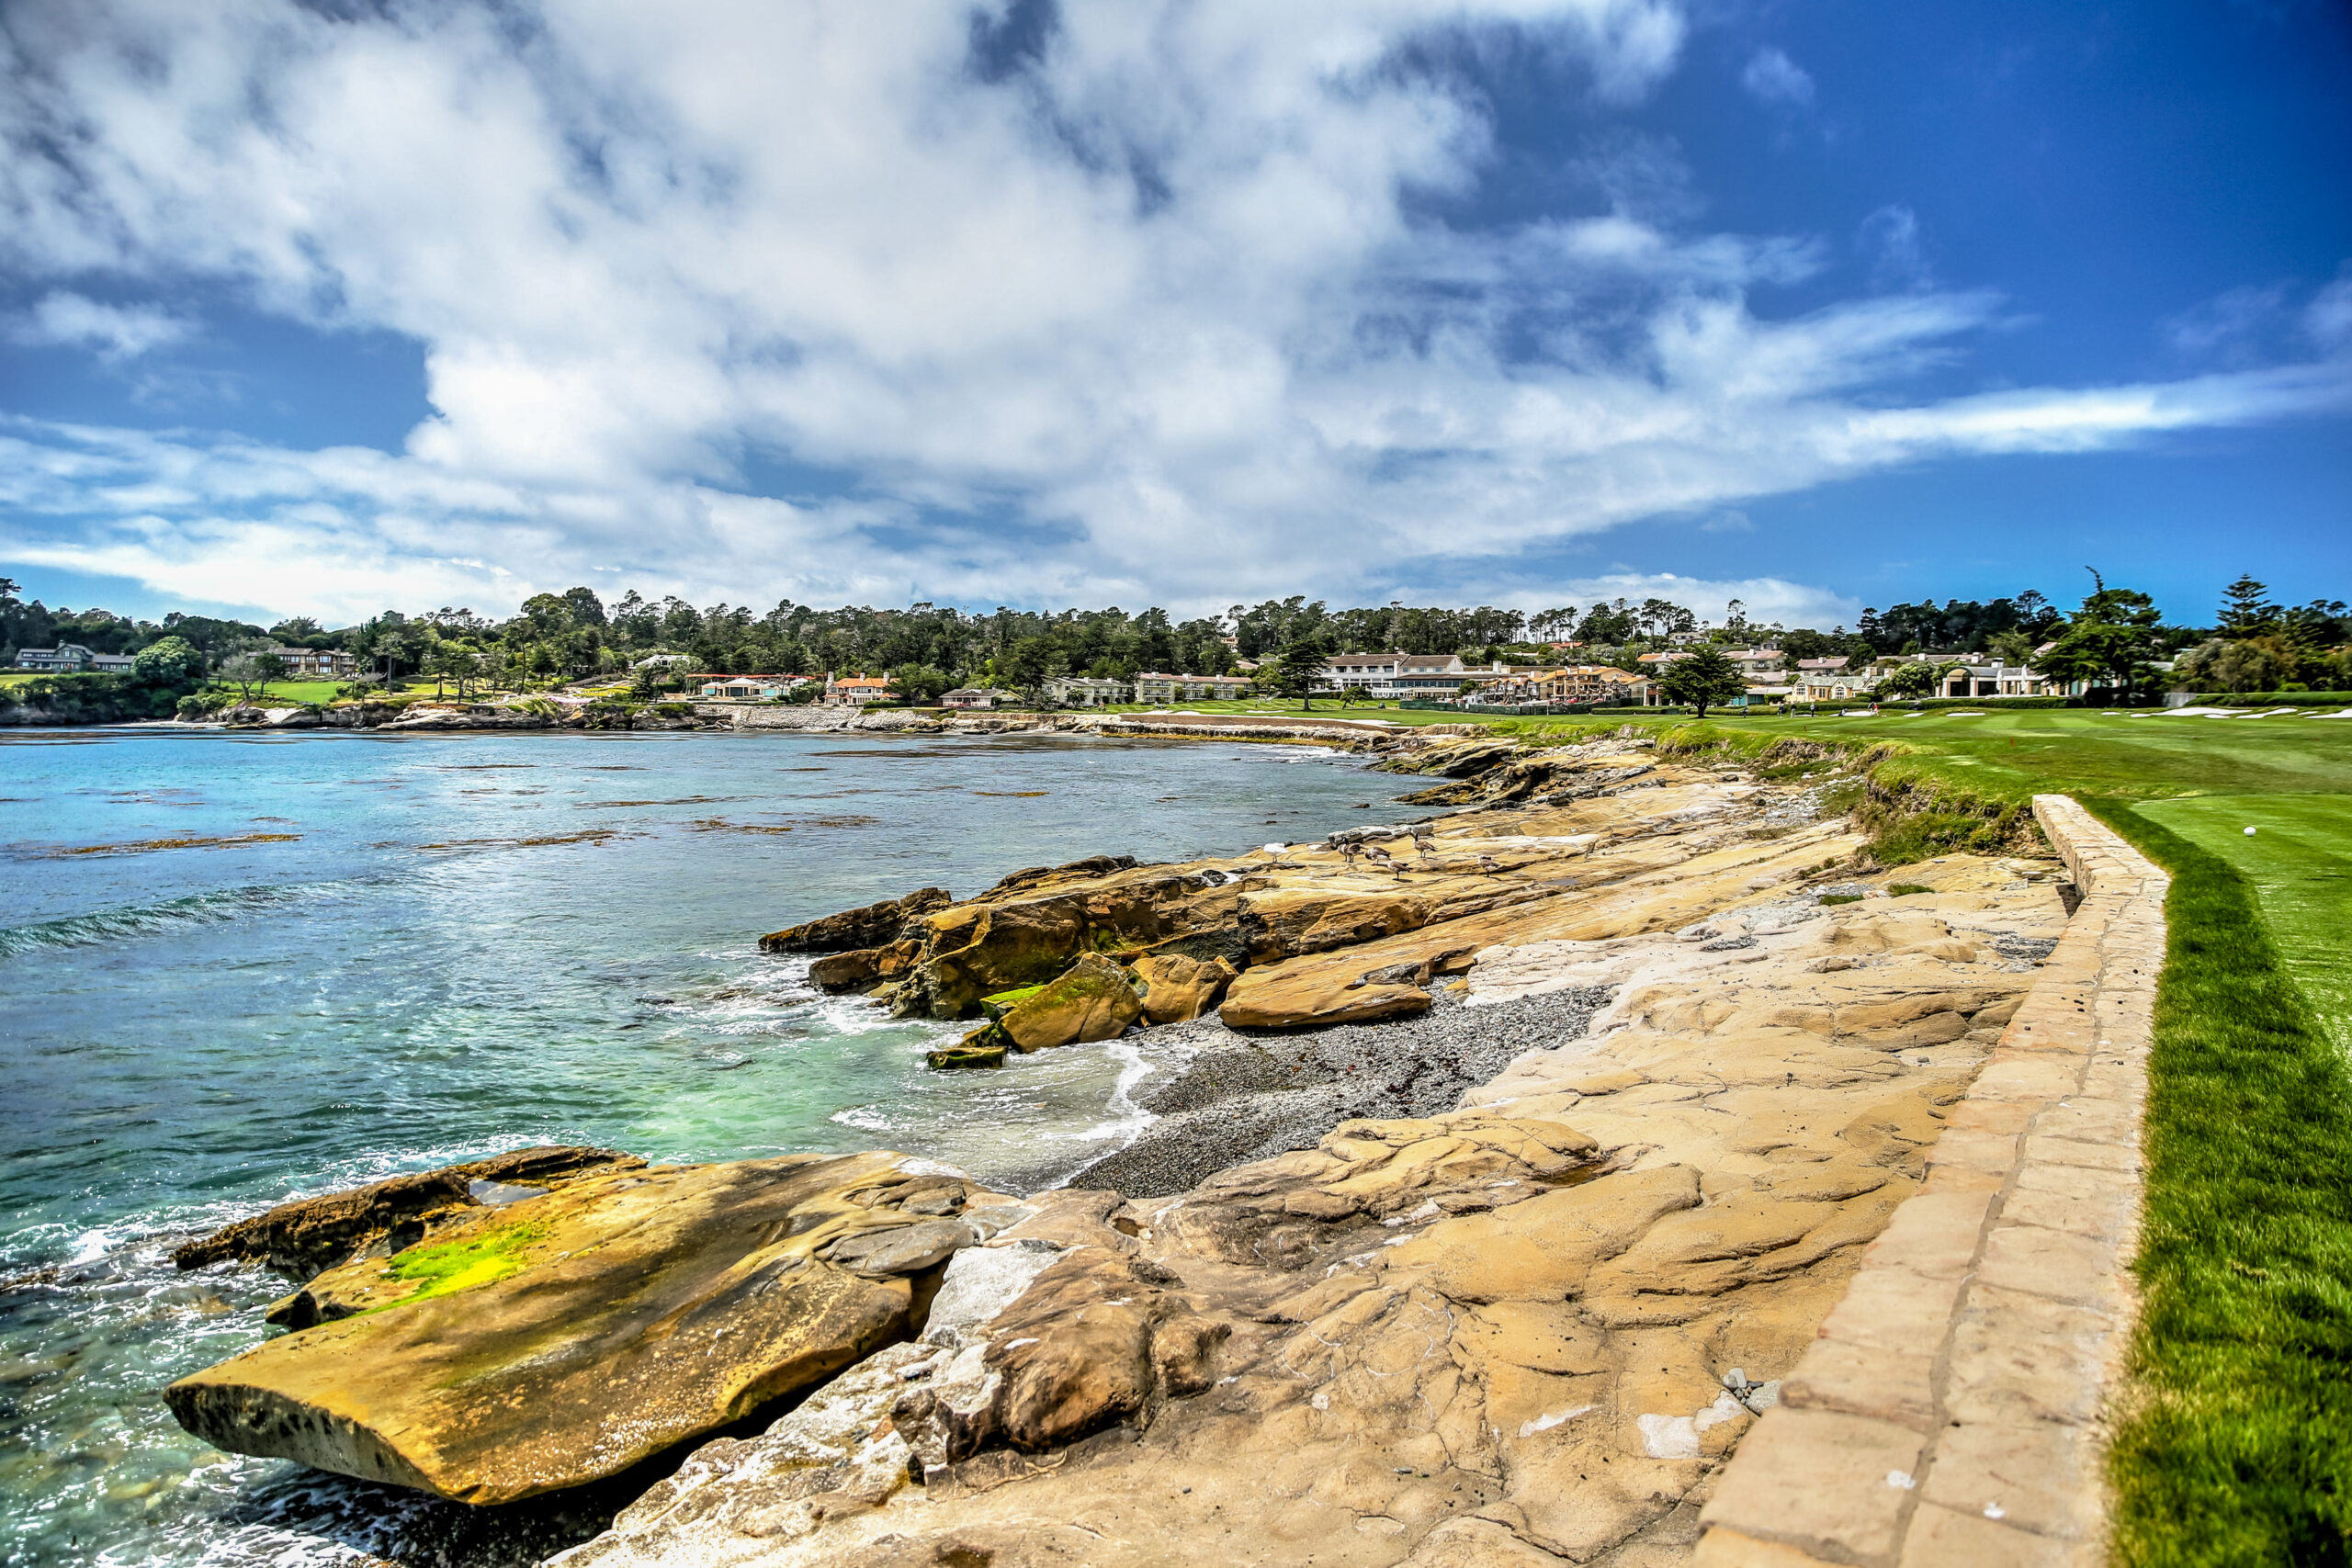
(2141, 794, 2352, 1059)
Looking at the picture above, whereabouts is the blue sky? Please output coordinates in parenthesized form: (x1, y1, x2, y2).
(1, 0, 2345, 631)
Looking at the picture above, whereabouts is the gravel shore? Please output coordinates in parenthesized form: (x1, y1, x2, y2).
(1069, 983, 1612, 1197)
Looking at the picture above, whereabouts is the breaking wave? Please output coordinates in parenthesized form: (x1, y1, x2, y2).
(0, 880, 369, 960)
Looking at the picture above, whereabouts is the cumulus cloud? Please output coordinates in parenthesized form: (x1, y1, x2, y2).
(1740, 46, 1814, 109)
(0, 0, 2344, 622)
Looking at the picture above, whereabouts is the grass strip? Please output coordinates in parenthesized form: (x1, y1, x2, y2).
(2085, 797, 2352, 1566)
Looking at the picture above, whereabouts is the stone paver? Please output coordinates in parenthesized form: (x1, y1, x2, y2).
(1699, 796, 2166, 1566)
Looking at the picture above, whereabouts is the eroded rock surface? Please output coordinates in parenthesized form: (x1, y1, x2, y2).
(165, 1155, 1001, 1505)
(564, 808, 2071, 1566)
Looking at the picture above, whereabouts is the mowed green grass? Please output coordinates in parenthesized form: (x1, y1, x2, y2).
(1561, 705, 2352, 805)
(2142, 794, 2352, 1060)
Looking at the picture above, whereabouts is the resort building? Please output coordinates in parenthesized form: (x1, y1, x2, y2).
(1789, 666, 1875, 703)
(1043, 675, 1130, 707)
(1311, 652, 1513, 699)
(1132, 671, 1254, 704)
(1486, 665, 1650, 705)
(1930, 661, 2053, 698)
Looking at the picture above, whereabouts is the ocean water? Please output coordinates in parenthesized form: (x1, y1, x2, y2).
(0, 726, 1415, 1568)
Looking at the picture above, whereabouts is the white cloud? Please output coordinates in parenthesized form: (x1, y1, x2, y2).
(0, 0, 2344, 624)
(1740, 46, 1814, 109)
(8, 291, 191, 360)
(1858, 205, 1929, 291)
(2301, 266, 2352, 355)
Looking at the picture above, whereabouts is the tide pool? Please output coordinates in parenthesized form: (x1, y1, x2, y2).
(0, 727, 1413, 1567)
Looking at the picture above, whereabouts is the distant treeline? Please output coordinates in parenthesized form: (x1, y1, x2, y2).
(4, 572, 2346, 700)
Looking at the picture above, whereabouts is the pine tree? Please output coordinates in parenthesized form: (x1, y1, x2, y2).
(2216, 575, 2278, 637)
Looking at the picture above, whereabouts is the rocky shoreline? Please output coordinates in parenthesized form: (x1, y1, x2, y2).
(158, 727, 2079, 1567)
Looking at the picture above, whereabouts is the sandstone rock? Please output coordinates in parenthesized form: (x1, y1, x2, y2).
(978, 985, 1041, 1021)
(165, 1153, 964, 1504)
(1237, 886, 1431, 962)
(1129, 953, 1237, 1023)
(998, 953, 1144, 1051)
(761, 887, 953, 953)
(1382, 1164, 1702, 1302)
(172, 1145, 643, 1280)
(1217, 959, 1430, 1029)
(828, 1218, 978, 1276)
(809, 939, 922, 992)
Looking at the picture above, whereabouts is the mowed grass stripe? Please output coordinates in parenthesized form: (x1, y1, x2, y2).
(2143, 794, 2352, 1061)
(2086, 800, 2352, 1566)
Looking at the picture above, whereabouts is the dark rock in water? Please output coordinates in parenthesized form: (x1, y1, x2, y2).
(760, 887, 953, 953)
(173, 1145, 644, 1280)
(808, 938, 922, 992)
(166, 1153, 969, 1505)
(928, 1034, 1008, 1069)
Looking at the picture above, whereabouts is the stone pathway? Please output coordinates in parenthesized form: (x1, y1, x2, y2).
(1697, 795, 2166, 1567)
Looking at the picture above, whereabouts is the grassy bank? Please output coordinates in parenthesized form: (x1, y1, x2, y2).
(2086, 802, 2352, 1566)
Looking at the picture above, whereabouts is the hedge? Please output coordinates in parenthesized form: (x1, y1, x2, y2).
(2178, 692, 2352, 707)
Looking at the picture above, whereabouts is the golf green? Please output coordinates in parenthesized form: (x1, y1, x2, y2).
(2140, 793, 2352, 1059)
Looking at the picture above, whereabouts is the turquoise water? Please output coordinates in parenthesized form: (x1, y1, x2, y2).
(0, 727, 1412, 1567)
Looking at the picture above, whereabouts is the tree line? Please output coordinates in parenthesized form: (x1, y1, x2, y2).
(4, 570, 2346, 705)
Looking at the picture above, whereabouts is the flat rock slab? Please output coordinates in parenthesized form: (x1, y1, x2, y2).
(172, 1145, 643, 1280)
(166, 1152, 973, 1505)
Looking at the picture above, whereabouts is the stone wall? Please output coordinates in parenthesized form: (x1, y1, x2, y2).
(1696, 795, 2166, 1567)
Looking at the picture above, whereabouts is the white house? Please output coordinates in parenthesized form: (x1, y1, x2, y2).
(697, 676, 792, 701)
(941, 687, 1021, 709)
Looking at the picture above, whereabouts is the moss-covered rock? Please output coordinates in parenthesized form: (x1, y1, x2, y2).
(980, 985, 1044, 1021)
(1000, 953, 1146, 1051)
(164, 1153, 957, 1504)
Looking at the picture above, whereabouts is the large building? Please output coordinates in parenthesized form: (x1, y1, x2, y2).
(1044, 675, 1129, 707)
(1312, 652, 1510, 699)
(1488, 665, 1651, 705)
(824, 675, 892, 705)
(1132, 671, 1253, 704)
